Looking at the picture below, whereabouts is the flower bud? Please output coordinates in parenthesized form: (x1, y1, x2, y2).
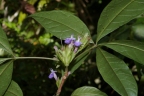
(54, 34, 91, 67)
(77, 33, 91, 52)
(74, 37, 82, 47)
(53, 45, 75, 66)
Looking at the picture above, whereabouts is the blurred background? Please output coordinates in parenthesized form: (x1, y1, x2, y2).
(0, 0, 144, 96)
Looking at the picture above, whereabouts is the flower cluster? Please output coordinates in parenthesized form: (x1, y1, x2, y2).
(48, 34, 91, 86)
(54, 34, 90, 67)
(64, 35, 82, 47)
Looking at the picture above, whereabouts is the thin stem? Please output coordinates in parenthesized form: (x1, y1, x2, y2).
(56, 67, 68, 96)
(0, 57, 13, 60)
(14, 57, 59, 61)
(91, 44, 97, 49)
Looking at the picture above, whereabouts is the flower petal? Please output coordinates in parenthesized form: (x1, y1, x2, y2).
(64, 38, 71, 44)
(48, 73, 54, 79)
(74, 41, 82, 47)
(64, 35, 76, 44)
(53, 73, 58, 80)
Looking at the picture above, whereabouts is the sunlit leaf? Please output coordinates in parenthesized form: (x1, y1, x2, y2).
(96, 48, 137, 96)
(30, 10, 90, 39)
(4, 80, 23, 96)
(0, 60, 13, 96)
(71, 86, 107, 96)
(0, 26, 13, 56)
(101, 40, 144, 65)
(96, 0, 144, 43)
(0, 23, 14, 96)
(18, 11, 27, 25)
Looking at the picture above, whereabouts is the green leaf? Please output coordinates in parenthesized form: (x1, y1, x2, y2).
(0, 60, 13, 96)
(0, 58, 12, 65)
(96, 0, 144, 43)
(4, 80, 23, 96)
(30, 10, 90, 39)
(0, 26, 14, 95)
(101, 40, 144, 65)
(96, 48, 137, 96)
(71, 86, 107, 96)
(0, 26, 13, 56)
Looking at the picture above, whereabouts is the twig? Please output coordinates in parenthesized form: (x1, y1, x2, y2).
(14, 57, 59, 61)
(56, 67, 68, 96)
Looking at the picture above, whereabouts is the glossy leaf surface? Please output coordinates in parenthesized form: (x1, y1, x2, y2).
(0, 26, 13, 55)
(96, 48, 137, 96)
(0, 60, 13, 96)
(0, 25, 14, 95)
(96, 0, 144, 43)
(101, 40, 144, 65)
(31, 10, 90, 39)
(71, 86, 107, 96)
(4, 80, 23, 96)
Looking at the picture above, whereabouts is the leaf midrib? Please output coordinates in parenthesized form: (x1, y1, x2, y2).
(32, 15, 85, 37)
(98, 48, 128, 96)
(0, 61, 12, 75)
(105, 42, 144, 52)
(6, 90, 18, 96)
(97, 0, 134, 41)
(0, 32, 13, 53)
(0, 42, 13, 56)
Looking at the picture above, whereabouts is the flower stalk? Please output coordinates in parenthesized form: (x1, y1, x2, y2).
(56, 67, 69, 96)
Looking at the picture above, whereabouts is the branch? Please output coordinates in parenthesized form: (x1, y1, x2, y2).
(14, 57, 59, 61)
(56, 67, 68, 96)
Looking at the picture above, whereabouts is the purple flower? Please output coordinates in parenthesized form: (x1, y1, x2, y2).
(48, 68, 57, 80)
(74, 37, 82, 47)
(64, 35, 76, 44)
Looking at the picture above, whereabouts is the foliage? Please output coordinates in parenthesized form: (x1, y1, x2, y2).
(71, 86, 107, 96)
(1, 0, 144, 96)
